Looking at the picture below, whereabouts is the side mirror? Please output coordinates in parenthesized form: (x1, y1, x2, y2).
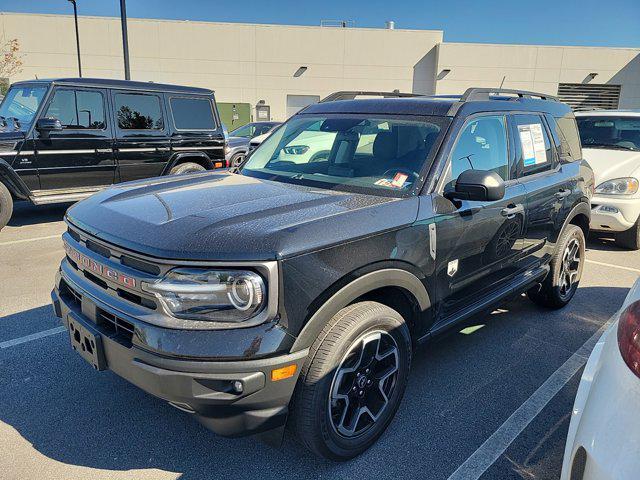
(445, 169, 505, 202)
(36, 117, 63, 132)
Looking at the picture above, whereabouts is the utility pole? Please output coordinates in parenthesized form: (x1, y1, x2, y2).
(119, 0, 131, 80)
(68, 0, 82, 77)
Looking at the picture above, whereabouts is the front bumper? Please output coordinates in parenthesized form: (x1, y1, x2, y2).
(590, 194, 640, 233)
(51, 270, 308, 437)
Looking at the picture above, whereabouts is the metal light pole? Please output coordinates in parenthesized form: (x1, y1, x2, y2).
(119, 0, 131, 80)
(68, 0, 82, 77)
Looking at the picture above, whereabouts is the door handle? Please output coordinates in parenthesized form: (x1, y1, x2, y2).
(155, 146, 169, 152)
(95, 148, 112, 154)
(555, 189, 571, 199)
(501, 204, 524, 218)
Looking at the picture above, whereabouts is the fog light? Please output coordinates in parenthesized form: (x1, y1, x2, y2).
(232, 380, 244, 393)
(600, 205, 619, 214)
(271, 364, 297, 381)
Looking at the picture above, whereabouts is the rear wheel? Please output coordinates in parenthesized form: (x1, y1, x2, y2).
(229, 153, 245, 168)
(615, 219, 640, 250)
(0, 182, 13, 230)
(291, 301, 411, 460)
(169, 162, 206, 175)
(527, 224, 585, 309)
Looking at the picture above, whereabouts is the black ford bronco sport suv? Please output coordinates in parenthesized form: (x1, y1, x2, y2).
(0, 78, 226, 230)
(51, 88, 593, 460)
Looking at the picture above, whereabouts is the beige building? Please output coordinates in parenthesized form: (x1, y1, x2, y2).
(1, 12, 638, 121)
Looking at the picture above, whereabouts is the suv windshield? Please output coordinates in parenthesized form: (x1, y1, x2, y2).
(0, 85, 48, 132)
(577, 115, 640, 151)
(231, 122, 277, 138)
(241, 115, 448, 195)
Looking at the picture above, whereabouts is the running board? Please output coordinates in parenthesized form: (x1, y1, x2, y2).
(420, 265, 550, 342)
(30, 190, 99, 205)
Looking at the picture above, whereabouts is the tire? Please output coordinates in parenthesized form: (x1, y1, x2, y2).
(229, 153, 245, 168)
(0, 182, 13, 231)
(291, 301, 412, 461)
(527, 224, 585, 309)
(615, 218, 640, 250)
(169, 162, 206, 175)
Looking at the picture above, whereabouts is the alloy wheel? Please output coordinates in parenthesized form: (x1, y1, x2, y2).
(328, 330, 399, 438)
(559, 238, 581, 298)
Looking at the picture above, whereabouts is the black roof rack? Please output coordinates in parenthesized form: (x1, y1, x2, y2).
(320, 90, 424, 103)
(460, 87, 558, 102)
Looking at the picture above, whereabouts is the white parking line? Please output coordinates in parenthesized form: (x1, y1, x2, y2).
(585, 259, 640, 274)
(0, 234, 61, 246)
(446, 318, 613, 480)
(0, 326, 66, 349)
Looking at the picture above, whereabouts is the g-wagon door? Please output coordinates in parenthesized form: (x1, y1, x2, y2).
(34, 87, 115, 191)
(432, 114, 527, 321)
(112, 91, 171, 182)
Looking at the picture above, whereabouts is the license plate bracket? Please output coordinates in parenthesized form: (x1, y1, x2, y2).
(67, 314, 107, 371)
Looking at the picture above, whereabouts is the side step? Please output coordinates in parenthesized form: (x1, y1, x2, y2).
(30, 188, 103, 205)
(422, 265, 550, 341)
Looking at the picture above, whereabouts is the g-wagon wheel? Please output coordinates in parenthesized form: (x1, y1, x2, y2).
(527, 224, 585, 309)
(0, 181, 13, 231)
(169, 162, 206, 175)
(292, 301, 411, 461)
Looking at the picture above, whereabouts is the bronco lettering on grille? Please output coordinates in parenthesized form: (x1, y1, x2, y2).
(64, 241, 137, 289)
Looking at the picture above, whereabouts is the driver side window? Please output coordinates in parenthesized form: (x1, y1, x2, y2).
(445, 115, 509, 189)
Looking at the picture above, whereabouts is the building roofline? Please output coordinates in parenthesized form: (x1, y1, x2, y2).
(440, 40, 640, 52)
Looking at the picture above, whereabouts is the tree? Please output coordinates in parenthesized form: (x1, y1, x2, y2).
(0, 39, 23, 94)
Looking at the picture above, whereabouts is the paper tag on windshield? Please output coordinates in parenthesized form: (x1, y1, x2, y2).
(392, 173, 409, 187)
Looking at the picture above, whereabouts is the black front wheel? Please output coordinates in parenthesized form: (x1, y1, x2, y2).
(0, 182, 13, 231)
(291, 301, 411, 460)
(527, 224, 585, 309)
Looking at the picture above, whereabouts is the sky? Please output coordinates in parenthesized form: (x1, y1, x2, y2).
(1, 0, 639, 48)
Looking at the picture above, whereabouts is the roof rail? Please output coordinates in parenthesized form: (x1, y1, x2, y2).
(460, 88, 558, 102)
(320, 90, 424, 103)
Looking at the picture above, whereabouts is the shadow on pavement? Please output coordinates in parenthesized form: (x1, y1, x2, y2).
(0, 285, 630, 479)
(8, 202, 73, 228)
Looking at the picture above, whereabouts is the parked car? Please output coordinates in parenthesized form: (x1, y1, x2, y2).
(0, 78, 226, 230)
(575, 110, 640, 249)
(561, 277, 640, 480)
(226, 121, 281, 167)
(51, 88, 593, 460)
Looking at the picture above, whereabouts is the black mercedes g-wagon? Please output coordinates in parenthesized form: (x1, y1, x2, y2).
(51, 88, 593, 460)
(0, 78, 226, 229)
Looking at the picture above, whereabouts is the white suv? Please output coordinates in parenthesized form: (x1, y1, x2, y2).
(575, 110, 640, 249)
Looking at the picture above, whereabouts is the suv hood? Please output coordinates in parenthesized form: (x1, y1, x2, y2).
(582, 148, 640, 185)
(67, 172, 418, 261)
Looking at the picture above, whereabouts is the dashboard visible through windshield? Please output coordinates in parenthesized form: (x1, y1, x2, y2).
(577, 115, 640, 152)
(240, 114, 448, 196)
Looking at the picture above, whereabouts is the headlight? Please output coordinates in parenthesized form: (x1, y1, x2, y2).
(595, 177, 639, 195)
(283, 145, 309, 155)
(142, 268, 266, 323)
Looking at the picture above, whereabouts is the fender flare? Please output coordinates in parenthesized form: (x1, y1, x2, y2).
(290, 268, 431, 352)
(560, 200, 591, 239)
(162, 151, 214, 175)
(0, 159, 31, 200)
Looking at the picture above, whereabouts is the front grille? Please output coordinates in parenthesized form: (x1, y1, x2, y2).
(96, 309, 135, 347)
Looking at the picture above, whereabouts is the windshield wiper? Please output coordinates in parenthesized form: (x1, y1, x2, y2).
(585, 143, 636, 151)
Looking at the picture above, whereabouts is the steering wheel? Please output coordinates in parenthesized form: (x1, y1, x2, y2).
(382, 168, 419, 182)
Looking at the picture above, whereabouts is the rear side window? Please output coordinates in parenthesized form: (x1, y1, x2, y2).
(552, 113, 582, 161)
(513, 114, 554, 177)
(115, 93, 164, 130)
(45, 89, 106, 129)
(170, 97, 216, 130)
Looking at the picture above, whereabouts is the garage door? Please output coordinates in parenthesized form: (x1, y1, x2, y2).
(286, 95, 320, 118)
(557, 83, 621, 111)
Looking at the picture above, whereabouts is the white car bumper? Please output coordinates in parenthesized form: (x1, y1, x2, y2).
(561, 280, 640, 480)
(590, 195, 640, 233)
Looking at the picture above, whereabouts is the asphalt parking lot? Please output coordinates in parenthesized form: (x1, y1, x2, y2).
(1, 202, 639, 480)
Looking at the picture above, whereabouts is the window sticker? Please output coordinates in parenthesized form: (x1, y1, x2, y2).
(518, 124, 547, 167)
(374, 172, 410, 189)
